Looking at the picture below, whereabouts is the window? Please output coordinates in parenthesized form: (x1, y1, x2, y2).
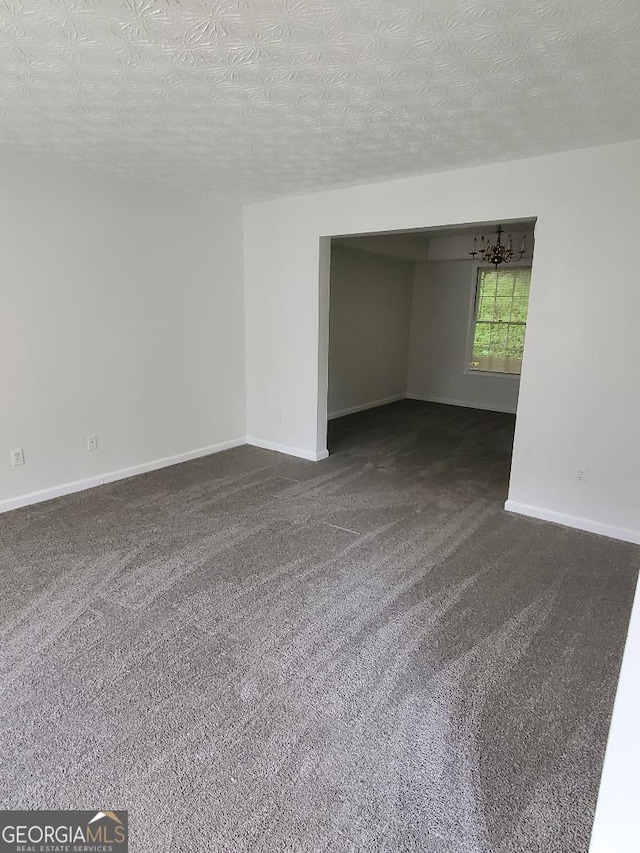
(470, 267, 531, 375)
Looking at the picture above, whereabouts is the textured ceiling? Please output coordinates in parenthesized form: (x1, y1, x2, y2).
(1, 0, 640, 202)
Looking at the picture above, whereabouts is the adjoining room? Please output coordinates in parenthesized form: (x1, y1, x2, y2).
(327, 221, 535, 497)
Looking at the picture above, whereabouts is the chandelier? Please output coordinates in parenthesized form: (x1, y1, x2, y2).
(470, 225, 526, 269)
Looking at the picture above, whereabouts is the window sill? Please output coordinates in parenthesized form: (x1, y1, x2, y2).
(464, 369, 522, 378)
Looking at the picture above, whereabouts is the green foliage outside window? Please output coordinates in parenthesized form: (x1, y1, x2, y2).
(471, 268, 531, 374)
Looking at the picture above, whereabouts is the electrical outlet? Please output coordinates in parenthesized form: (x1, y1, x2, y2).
(11, 448, 25, 466)
(87, 435, 98, 452)
(576, 468, 588, 484)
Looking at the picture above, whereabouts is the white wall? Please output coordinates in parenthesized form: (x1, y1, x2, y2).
(0, 152, 246, 508)
(407, 260, 521, 414)
(589, 579, 640, 853)
(243, 139, 640, 543)
(328, 245, 413, 418)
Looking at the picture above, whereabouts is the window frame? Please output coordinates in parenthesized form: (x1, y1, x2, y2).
(464, 262, 532, 378)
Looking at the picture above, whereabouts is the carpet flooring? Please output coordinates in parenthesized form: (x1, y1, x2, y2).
(0, 401, 637, 852)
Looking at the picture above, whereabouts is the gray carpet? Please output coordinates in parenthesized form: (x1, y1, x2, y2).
(0, 400, 637, 852)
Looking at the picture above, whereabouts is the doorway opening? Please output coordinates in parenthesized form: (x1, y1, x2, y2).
(322, 219, 537, 498)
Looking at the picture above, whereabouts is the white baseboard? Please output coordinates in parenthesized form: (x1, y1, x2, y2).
(407, 393, 516, 415)
(505, 500, 640, 545)
(328, 395, 406, 420)
(246, 437, 328, 462)
(0, 438, 246, 515)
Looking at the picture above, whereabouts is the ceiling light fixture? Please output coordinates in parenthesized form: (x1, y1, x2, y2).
(470, 224, 526, 269)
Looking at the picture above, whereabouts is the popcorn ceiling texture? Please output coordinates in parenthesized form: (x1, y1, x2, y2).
(1, 0, 640, 201)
